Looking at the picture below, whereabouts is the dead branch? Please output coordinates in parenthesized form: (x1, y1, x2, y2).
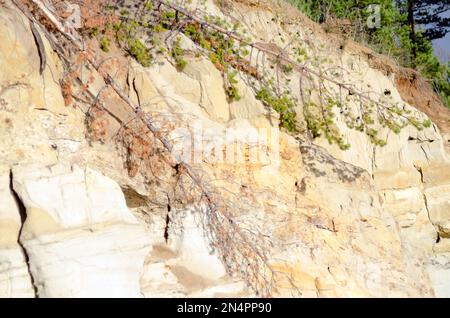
(152, 0, 394, 111)
(13, 0, 278, 296)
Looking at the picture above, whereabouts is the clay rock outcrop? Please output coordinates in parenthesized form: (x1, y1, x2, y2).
(1, 0, 450, 297)
(3, 165, 152, 297)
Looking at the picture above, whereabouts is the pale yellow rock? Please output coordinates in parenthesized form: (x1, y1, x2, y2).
(19, 207, 61, 241)
(229, 77, 274, 128)
(381, 187, 425, 227)
(434, 239, 450, 253)
(143, 59, 201, 110)
(0, 219, 22, 248)
(182, 56, 230, 123)
(422, 164, 450, 187)
(424, 185, 450, 236)
(0, 0, 450, 299)
(374, 168, 423, 190)
(0, 3, 84, 169)
(129, 69, 161, 110)
(401, 209, 437, 255)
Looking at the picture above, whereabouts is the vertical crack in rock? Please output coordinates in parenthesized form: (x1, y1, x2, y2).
(420, 145, 431, 162)
(414, 165, 439, 242)
(371, 145, 377, 180)
(29, 21, 46, 75)
(132, 77, 141, 108)
(164, 196, 171, 244)
(8, 171, 39, 298)
(415, 165, 425, 184)
(422, 191, 441, 244)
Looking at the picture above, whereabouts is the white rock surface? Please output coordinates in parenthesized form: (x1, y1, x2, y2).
(12, 165, 152, 297)
(0, 249, 35, 298)
(167, 208, 227, 281)
(0, 172, 35, 298)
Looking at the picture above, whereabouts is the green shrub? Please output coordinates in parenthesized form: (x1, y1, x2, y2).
(256, 86, 297, 132)
(170, 37, 188, 71)
(99, 37, 111, 52)
(287, 0, 450, 108)
(102, 4, 435, 152)
(225, 71, 241, 102)
(128, 38, 152, 67)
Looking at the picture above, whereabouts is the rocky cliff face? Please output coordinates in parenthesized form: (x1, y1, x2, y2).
(0, 0, 449, 297)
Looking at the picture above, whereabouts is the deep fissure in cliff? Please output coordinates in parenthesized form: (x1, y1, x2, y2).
(9, 170, 39, 297)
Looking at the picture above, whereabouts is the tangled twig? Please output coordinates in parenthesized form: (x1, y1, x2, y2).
(13, 0, 279, 296)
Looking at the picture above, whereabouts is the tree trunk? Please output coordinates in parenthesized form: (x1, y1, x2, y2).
(407, 0, 417, 66)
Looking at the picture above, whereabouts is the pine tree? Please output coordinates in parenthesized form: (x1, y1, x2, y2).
(414, 0, 450, 40)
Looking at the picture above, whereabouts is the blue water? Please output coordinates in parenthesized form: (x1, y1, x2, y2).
(425, 8, 450, 64)
(433, 32, 450, 64)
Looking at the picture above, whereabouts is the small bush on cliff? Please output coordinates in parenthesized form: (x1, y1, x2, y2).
(112, 16, 153, 67)
(256, 86, 298, 132)
(170, 37, 188, 71)
(128, 38, 152, 67)
(288, 0, 450, 108)
(75, 1, 433, 150)
(99, 37, 111, 52)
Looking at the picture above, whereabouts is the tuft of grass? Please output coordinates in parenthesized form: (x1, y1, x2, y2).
(99, 37, 111, 52)
(170, 37, 188, 71)
(256, 86, 297, 132)
(128, 38, 152, 67)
